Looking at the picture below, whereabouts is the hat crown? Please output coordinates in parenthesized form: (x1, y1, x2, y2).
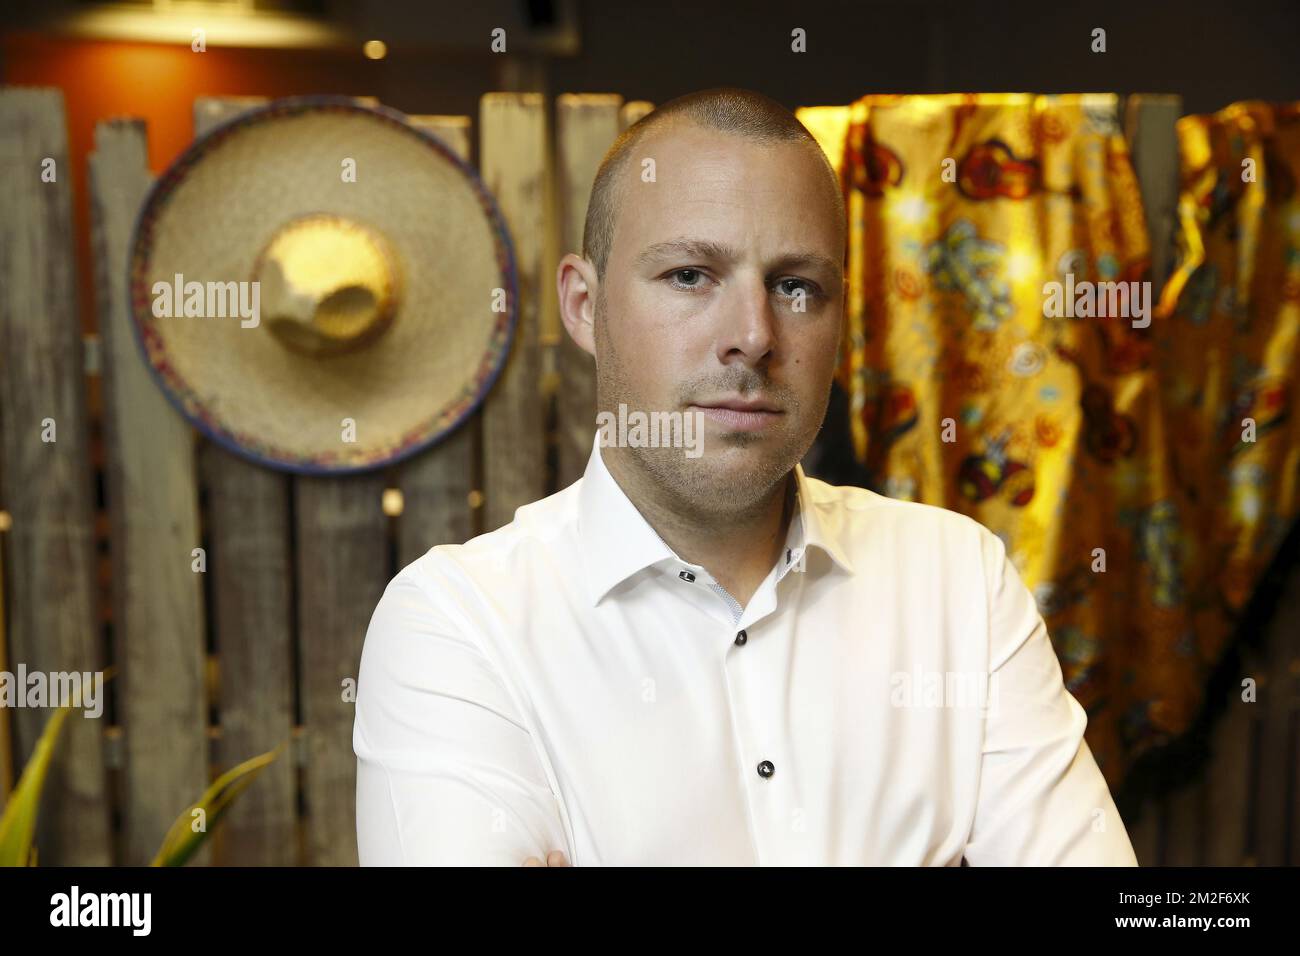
(253, 213, 401, 356)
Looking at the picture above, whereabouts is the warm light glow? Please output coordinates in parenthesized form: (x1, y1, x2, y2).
(1285, 201, 1300, 239)
(1004, 244, 1041, 284)
(883, 191, 935, 234)
(363, 40, 387, 60)
(382, 488, 404, 517)
(48, 8, 349, 48)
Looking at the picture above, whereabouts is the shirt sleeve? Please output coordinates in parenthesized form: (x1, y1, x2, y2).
(962, 528, 1139, 866)
(353, 564, 571, 865)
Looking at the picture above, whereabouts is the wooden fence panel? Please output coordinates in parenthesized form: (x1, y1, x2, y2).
(287, 95, 398, 866)
(395, 114, 478, 564)
(203, 440, 297, 865)
(621, 100, 655, 128)
(192, 95, 298, 866)
(296, 474, 388, 866)
(1254, 560, 1300, 865)
(0, 514, 10, 801)
(1128, 797, 1161, 866)
(554, 94, 621, 489)
(1119, 93, 1184, 868)
(91, 116, 212, 865)
(1204, 643, 1255, 865)
(481, 93, 548, 532)
(1288, 571, 1300, 867)
(1162, 780, 1206, 865)
(1124, 95, 1182, 303)
(0, 87, 112, 865)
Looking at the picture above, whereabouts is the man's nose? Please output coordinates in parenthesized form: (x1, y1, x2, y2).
(714, 277, 777, 365)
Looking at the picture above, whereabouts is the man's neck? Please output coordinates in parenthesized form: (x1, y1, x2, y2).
(601, 447, 796, 610)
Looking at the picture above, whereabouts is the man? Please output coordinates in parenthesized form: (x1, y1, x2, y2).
(353, 86, 1138, 866)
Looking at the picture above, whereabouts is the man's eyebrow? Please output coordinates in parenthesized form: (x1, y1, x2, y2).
(635, 238, 737, 266)
(635, 238, 842, 279)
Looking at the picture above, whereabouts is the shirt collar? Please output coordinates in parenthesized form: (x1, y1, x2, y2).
(576, 432, 854, 606)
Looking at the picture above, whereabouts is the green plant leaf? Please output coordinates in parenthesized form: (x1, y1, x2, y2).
(0, 706, 73, 867)
(0, 665, 112, 867)
(151, 740, 287, 867)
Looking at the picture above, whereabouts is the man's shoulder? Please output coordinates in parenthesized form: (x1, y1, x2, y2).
(804, 474, 992, 542)
(395, 479, 583, 594)
(805, 476, 1007, 601)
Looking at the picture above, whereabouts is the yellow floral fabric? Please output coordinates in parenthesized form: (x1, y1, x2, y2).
(797, 94, 1300, 788)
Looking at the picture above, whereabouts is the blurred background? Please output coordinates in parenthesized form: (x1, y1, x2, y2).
(1, 0, 1298, 866)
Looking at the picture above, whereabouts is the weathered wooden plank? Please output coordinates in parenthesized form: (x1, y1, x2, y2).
(296, 473, 389, 866)
(1127, 796, 1162, 867)
(202, 442, 297, 865)
(480, 93, 548, 532)
(1203, 640, 1256, 866)
(0, 86, 112, 865)
(1292, 682, 1300, 866)
(1162, 779, 1205, 866)
(622, 101, 655, 129)
(394, 114, 477, 564)
(0, 508, 11, 801)
(1255, 559, 1300, 865)
(1121, 93, 1187, 869)
(555, 94, 621, 489)
(191, 95, 298, 866)
(1285, 560, 1300, 865)
(90, 116, 210, 865)
(194, 95, 271, 135)
(1123, 95, 1182, 303)
(1253, 549, 1300, 865)
(264, 94, 408, 865)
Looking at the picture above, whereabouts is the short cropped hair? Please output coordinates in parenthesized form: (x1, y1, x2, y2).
(581, 86, 846, 282)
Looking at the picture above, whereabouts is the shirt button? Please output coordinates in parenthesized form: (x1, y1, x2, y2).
(678, 569, 696, 583)
(734, 629, 747, 646)
(757, 760, 775, 778)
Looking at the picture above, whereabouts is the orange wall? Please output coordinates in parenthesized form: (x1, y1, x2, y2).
(2, 32, 377, 335)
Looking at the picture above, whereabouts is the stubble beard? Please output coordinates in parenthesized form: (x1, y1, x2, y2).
(592, 288, 825, 524)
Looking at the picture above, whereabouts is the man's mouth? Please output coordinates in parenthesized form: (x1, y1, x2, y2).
(689, 395, 783, 432)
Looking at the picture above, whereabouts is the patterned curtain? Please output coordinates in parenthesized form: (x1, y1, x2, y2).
(797, 94, 1300, 788)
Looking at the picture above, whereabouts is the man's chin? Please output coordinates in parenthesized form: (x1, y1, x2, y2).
(673, 445, 796, 500)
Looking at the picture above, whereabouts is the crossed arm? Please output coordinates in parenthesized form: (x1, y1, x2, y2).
(962, 527, 1139, 866)
(354, 568, 572, 866)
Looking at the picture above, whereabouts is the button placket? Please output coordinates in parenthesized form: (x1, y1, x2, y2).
(707, 579, 743, 625)
(677, 563, 743, 626)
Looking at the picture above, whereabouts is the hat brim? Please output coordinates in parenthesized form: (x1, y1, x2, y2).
(128, 95, 518, 475)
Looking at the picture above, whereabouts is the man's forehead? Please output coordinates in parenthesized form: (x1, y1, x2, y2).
(622, 133, 833, 217)
(631, 123, 818, 180)
(609, 122, 844, 263)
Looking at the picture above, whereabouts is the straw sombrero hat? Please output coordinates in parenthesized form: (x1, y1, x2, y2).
(128, 95, 517, 474)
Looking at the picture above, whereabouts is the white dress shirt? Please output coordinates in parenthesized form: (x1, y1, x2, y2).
(354, 431, 1138, 866)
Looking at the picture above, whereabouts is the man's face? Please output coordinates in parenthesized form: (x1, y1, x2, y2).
(587, 121, 844, 515)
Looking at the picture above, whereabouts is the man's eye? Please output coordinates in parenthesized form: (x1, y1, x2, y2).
(776, 278, 819, 298)
(667, 268, 708, 290)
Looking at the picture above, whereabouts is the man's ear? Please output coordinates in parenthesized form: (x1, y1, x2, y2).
(556, 252, 598, 357)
